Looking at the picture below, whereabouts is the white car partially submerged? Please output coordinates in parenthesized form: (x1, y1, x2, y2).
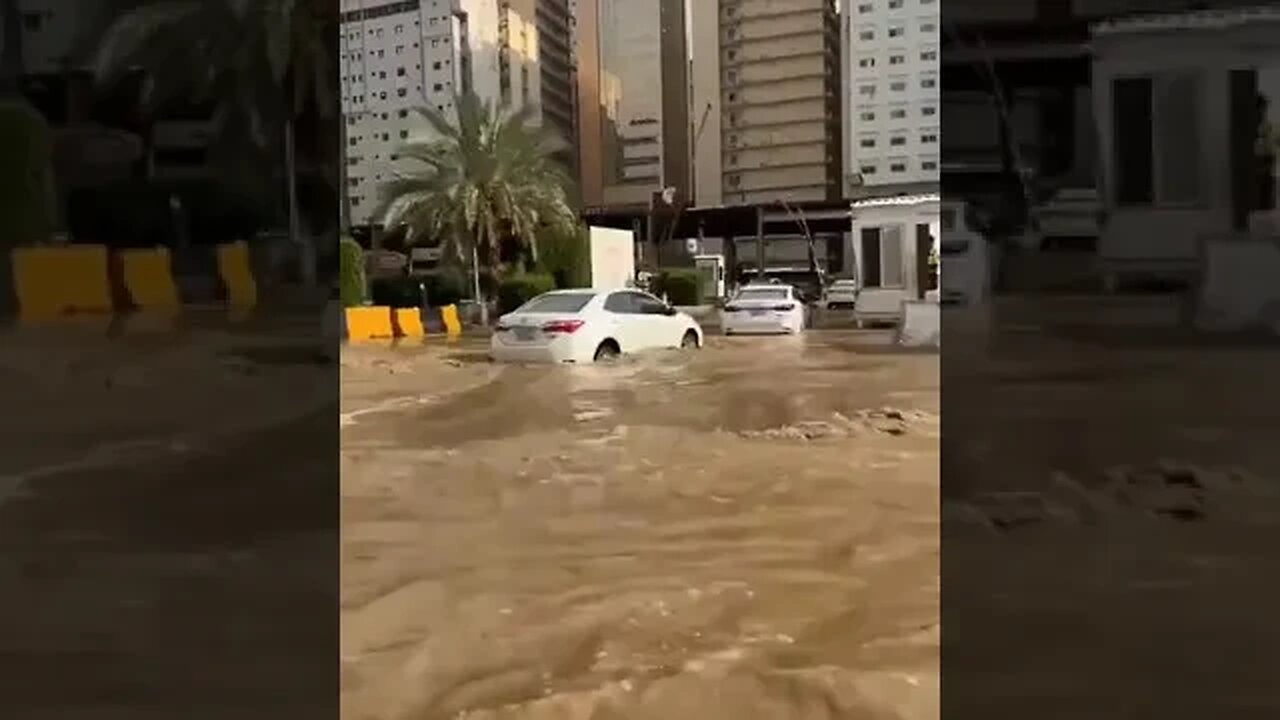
(721, 284, 806, 335)
(490, 288, 704, 364)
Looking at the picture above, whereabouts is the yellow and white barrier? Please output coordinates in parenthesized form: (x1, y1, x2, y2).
(216, 240, 257, 309)
(119, 247, 180, 311)
(12, 245, 113, 319)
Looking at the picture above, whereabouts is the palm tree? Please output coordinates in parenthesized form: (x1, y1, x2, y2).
(376, 92, 579, 325)
(90, 0, 333, 286)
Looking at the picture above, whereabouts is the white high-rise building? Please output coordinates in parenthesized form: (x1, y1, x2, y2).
(841, 0, 940, 196)
(339, 0, 574, 226)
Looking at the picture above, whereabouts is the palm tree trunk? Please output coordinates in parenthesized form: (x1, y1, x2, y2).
(472, 236, 488, 326)
(285, 116, 313, 286)
(0, 0, 22, 97)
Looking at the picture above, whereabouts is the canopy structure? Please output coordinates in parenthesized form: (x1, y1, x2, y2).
(581, 199, 854, 241)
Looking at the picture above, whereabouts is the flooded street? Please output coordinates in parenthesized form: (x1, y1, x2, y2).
(341, 333, 939, 720)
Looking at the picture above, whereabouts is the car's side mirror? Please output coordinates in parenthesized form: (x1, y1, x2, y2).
(662, 304, 678, 316)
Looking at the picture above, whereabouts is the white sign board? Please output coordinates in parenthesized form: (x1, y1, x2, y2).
(588, 226, 636, 290)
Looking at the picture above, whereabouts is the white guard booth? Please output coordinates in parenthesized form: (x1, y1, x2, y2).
(1090, 7, 1280, 293)
(850, 194, 940, 328)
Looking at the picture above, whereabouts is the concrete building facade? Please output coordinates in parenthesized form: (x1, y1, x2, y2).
(575, 0, 690, 209)
(689, 0, 842, 207)
(340, 0, 575, 226)
(841, 0, 940, 197)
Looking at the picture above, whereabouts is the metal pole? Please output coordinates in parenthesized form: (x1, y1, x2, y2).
(755, 205, 765, 282)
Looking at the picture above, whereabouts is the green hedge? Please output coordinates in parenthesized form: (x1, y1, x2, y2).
(339, 236, 366, 307)
(652, 268, 703, 306)
(0, 101, 55, 246)
(418, 266, 469, 306)
(537, 224, 590, 289)
(496, 273, 556, 314)
(369, 275, 424, 308)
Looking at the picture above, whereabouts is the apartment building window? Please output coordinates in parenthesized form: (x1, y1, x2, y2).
(921, 105, 936, 116)
(920, 49, 937, 61)
(889, 0, 903, 7)
(890, 81, 906, 91)
(728, 50, 737, 61)
(433, 61, 442, 69)
(860, 137, 876, 148)
(400, 130, 409, 139)
(921, 160, 938, 170)
(888, 26, 904, 37)
(890, 161, 907, 172)
(398, 109, 408, 118)
(398, 88, 407, 97)
(860, 111, 876, 121)
(728, 175, 741, 188)
(379, 91, 387, 99)
(859, 29, 875, 41)
(921, 77, 936, 89)
(397, 67, 406, 76)
(396, 45, 404, 54)
(890, 54, 904, 65)
(433, 83, 443, 91)
(890, 108, 906, 118)
(395, 23, 403, 32)
(920, 132, 938, 143)
(890, 136, 906, 146)
(728, 92, 738, 102)
(859, 84, 876, 96)
(920, 22, 936, 33)
(860, 164, 877, 175)
(857, 3, 873, 12)
(859, 57, 875, 68)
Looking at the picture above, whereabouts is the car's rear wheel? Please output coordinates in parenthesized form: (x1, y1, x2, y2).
(681, 330, 700, 349)
(593, 340, 621, 362)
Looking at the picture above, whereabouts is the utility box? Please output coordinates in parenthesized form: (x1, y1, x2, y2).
(588, 226, 636, 290)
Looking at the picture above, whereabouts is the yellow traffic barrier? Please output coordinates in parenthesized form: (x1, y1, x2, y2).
(216, 240, 257, 308)
(440, 304, 462, 335)
(11, 245, 113, 318)
(393, 308, 424, 338)
(119, 247, 180, 311)
(345, 306, 395, 341)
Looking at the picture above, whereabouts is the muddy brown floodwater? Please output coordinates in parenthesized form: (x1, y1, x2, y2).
(340, 332, 940, 720)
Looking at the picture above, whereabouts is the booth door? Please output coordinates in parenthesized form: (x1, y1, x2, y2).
(915, 223, 934, 299)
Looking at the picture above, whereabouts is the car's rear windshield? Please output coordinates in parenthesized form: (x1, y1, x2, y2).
(516, 293, 595, 313)
(736, 288, 789, 301)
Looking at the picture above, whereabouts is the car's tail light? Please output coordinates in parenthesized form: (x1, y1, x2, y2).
(771, 304, 795, 311)
(542, 319, 585, 334)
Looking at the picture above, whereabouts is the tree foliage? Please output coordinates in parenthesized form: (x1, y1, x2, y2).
(374, 92, 579, 275)
(90, 0, 333, 148)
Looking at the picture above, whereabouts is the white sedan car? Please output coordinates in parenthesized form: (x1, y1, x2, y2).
(721, 284, 806, 335)
(821, 278, 859, 310)
(490, 288, 704, 363)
